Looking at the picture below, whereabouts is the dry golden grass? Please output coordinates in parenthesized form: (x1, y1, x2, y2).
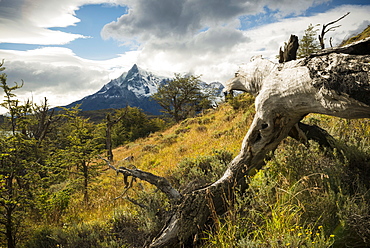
(111, 101, 253, 176)
(63, 94, 370, 228)
(65, 94, 256, 223)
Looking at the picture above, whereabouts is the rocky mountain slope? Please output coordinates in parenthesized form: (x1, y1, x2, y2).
(63, 64, 224, 115)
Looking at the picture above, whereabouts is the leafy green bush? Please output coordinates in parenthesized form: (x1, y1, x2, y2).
(24, 227, 59, 248)
(110, 210, 148, 248)
(37, 188, 72, 224)
(226, 92, 255, 111)
(171, 149, 233, 193)
(25, 221, 126, 248)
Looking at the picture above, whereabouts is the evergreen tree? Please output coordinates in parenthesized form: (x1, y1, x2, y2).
(297, 24, 321, 58)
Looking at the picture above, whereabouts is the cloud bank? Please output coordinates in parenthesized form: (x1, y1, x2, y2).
(101, 2, 369, 82)
(0, 0, 369, 114)
(0, 0, 126, 45)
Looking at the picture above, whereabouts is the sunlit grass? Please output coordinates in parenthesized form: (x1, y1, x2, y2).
(24, 93, 370, 247)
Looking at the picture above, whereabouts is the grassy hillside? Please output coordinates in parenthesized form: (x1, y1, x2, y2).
(21, 28, 370, 248)
(23, 92, 370, 247)
(341, 25, 370, 46)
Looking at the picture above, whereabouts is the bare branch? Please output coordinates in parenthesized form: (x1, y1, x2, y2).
(100, 156, 182, 201)
(324, 12, 350, 28)
(319, 12, 350, 49)
(113, 188, 130, 200)
(326, 25, 341, 33)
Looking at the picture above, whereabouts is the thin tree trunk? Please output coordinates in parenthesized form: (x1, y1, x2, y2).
(83, 161, 89, 205)
(106, 109, 128, 162)
(318, 12, 350, 49)
(5, 175, 16, 248)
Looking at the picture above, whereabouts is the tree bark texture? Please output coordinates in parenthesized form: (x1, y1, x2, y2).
(149, 39, 370, 247)
(279, 34, 299, 63)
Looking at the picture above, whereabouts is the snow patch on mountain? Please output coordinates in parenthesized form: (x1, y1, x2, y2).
(62, 64, 224, 115)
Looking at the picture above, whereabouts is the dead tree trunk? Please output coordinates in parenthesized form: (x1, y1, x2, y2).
(279, 34, 299, 63)
(318, 12, 350, 49)
(147, 37, 370, 247)
(101, 157, 182, 201)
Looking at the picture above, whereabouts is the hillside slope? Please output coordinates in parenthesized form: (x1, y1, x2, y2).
(23, 27, 370, 247)
(23, 91, 370, 247)
(341, 25, 370, 46)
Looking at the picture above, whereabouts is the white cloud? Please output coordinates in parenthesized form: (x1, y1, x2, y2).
(0, 47, 139, 114)
(134, 4, 370, 83)
(0, 27, 87, 45)
(0, 0, 126, 45)
(1, 0, 369, 115)
(101, 0, 328, 43)
(100, 0, 338, 82)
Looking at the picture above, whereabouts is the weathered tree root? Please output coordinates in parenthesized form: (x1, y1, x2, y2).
(149, 39, 370, 247)
(102, 38, 370, 247)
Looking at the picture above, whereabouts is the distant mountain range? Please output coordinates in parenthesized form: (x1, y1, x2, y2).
(62, 64, 224, 115)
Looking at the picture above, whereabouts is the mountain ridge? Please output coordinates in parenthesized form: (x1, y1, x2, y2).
(62, 64, 224, 115)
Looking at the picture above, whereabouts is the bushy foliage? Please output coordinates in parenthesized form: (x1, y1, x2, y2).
(24, 221, 125, 248)
(151, 74, 216, 122)
(226, 92, 255, 111)
(171, 149, 233, 193)
(111, 106, 164, 147)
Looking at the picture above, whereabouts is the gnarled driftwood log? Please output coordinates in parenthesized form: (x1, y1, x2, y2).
(149, 38, 370, 247)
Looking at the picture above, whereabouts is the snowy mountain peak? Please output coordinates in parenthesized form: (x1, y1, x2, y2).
(62, 64, 224, 115)
(126, 64, 139, 78)
(122, 64, 167, 98)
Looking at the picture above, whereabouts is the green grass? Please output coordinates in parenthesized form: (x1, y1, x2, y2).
(341, 25, 370, 46)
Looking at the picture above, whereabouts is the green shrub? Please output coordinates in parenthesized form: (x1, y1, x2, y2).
(24, 221, 125, 248)
(171, 149, 233, 193)
(110, 210, 148, 248)
(202, 138, 370, 247)
(141, 144, 159, 153)
(226, 93, 255, 111)
(24, 227, 59, 248)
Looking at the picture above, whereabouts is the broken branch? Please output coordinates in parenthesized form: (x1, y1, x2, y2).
(319, 12, 350, 49)
(100, 156, 182, 201)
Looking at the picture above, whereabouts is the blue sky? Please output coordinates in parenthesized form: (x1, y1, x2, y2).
(0, 4, 129, 60)
(0, 0, 369, 113)
(50, 4, 130, 60)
